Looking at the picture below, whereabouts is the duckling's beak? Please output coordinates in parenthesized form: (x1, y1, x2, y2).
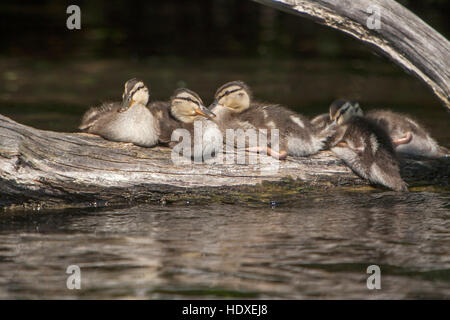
(195, 104, 216, 119)
(119, 95, 133, 113)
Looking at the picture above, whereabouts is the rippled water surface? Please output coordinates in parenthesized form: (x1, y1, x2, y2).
(0, 191, 449, 299)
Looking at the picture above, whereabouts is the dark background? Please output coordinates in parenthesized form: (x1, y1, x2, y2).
(1, 0, 448, 59)
(0, 0, 448, 143)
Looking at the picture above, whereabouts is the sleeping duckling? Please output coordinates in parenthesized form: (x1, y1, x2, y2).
(209, 81, 334, 159)
(169, 89, 216, 126)
(313, 100, 449, 158)
(328, 101, 408, 192)
(149, 88, 215, 146)
(79, 78, 159, 147)
(166, 88, 221, 161)
(364, 109, 448, 158)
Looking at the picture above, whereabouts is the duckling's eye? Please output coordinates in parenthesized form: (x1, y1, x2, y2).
(238, 93, 244, 97)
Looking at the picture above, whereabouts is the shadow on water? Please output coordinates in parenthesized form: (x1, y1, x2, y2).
(0, 191, 449, 299)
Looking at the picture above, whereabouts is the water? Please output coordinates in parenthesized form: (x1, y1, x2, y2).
(0, 191, 449, 299)
(0, 57, 449, 299)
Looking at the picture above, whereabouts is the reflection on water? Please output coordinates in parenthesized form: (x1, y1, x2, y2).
(0, 191, 449, 299)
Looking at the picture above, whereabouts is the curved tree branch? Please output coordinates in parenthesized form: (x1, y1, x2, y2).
(252, 0, 450, 110)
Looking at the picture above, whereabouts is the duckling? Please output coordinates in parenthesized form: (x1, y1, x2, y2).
(169, 88, 216, 126)
(144, 88, 213, 146)
(364, 109, 448, 158)
(166, 88, 221, 161)
(79, 78, 159, 147)
(209, 81, 334, 160)
(328, 100, 408, 192)
(314, 100, 449, 158)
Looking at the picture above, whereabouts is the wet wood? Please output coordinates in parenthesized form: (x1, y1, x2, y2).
(0, 115, 448, 209)
(252, 0, 450, 110)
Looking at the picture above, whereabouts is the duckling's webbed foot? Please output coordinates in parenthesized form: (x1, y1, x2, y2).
(245, 146, 288, 160)
(392, 132, 412, 147)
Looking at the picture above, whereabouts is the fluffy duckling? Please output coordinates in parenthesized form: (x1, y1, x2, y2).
(167, 88, 217, 144)
(364, 109, 448, 158)
(313, 100, 448, 158)
(79, 78, 159, 147)
(149, 88, 216, 146)
(209, 81, 334, 159)
(170, 89, 216, 125)
(328, 100, 408, 192)
(166, 88, 221, 160)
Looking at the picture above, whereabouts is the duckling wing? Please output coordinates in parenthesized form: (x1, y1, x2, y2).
(365, 109, 430, 141)
(79, 102, 121, 131)
(330, 122, 366, 158)
(311, 113, 331, 131)
(366, 109, 443, 157)
(340, 117, 395, 157)
(149, 101, 178, 145)
(332, 118, 407, 191)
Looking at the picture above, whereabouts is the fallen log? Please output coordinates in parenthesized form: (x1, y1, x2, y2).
(252, 0, 450, 110)
(0, 115, 448, 209)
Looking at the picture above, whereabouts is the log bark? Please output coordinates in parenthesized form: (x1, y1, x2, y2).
(252, 0, 450, 110)
(0, 115, 448, 209)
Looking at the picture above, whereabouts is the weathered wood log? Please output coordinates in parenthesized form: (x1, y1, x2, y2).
(252, 0, 450, 110)
(0, 115, 448, 209)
